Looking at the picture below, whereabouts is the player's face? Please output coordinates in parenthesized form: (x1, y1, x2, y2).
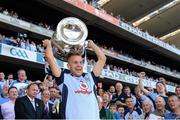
(68, 55, 83, 77)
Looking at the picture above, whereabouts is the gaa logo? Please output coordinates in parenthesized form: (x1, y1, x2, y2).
(10, 48, 29, 59)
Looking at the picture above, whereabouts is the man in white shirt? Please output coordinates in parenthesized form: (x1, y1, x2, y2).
(0, 87, 18, 119)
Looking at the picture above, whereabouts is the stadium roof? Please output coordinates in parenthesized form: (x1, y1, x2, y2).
(102, 0, 180, 48)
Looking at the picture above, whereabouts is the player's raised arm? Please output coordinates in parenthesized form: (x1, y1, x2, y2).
(43, 39, 61, 77)
(88, 40, 106, 77)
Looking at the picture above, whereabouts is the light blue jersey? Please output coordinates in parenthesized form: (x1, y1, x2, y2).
(10, 80, 29, 97)
(56, 70, 99, 119)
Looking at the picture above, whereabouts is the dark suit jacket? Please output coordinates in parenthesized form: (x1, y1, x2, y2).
(15, 96, 45, 119)
(43, 103, 53, 119)
(0, 106, 3, 119)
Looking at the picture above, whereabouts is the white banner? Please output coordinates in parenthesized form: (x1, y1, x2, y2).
(119, 21, 180, 55)
(101, 69, 175, 92)
(0, 13, 53, 37)
(1, 44, 37, 62)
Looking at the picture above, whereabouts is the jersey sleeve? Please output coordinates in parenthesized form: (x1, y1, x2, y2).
(91, 71, 99, 86)
(55, 69, 65, 86)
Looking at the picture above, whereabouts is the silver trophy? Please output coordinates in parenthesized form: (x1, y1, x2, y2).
(51, 17, 88, 61)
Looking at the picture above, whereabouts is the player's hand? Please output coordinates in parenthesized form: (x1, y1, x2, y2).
(87, 40, 95, 48)
(42, 39, 51, 48)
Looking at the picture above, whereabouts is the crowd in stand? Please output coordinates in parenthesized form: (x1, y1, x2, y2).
(0, 70, 61, 119)
(0, 6, 179, 75)
(1, 5, 178, 50)
(0, 32, 179, 87)
(88, 59, 178, 86)
(0, 33, 44, 53)
(98, 44, 180, 75)
(0, 7, 54, 30)
(0, 70, 179, 119)
(81, 0, 178, 50)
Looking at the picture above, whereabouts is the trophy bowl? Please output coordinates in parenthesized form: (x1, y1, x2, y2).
(51, 17, 88, 61)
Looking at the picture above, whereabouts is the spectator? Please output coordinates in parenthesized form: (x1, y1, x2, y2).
(37, 44, 44, 53)
(123, 86, 136, 107)
(49, 87, 59, 105)
(138, 72, 169, 110)
(175, 85, 180, 98)
(99, 93, 115, 119)
(165, 95, 180, 119)
(149, 96, 169, 119)
(0, 87, 18, 119)
(108, 85, 115, 100)
(15, 83, 45, 119)
(41, 89, 53, 119)
(140, 100, 153, 120)
(109, 103, 121, 119)
(117, 106, 125, 119)
(44, 75, 55, 88)
(159, 77, 166, 85)
(134, 86, 154, 112)
(25, 39, 31, 51)
(19, 38, 26, 49)
(102, 92, 110, 109)
(0, 72, 6, 94)
(111, 82, 127, 107)
(10, 69, 29, 97)
(3, 9, 9, 15)
(30, 41, 37, 52)
(0, 85, 9, 104)
(13, 12, 18, 18)
(124, 96, 140, 120)
(97, 88, 104, 100)
(7, 73, 14, 85)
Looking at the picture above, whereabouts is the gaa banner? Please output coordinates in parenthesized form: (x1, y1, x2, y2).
(1, 43, 37, 62)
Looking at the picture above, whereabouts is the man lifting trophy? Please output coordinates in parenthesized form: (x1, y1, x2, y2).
(43, 17, 106, 119)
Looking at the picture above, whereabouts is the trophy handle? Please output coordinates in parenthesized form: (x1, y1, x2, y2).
(84, 41, 88, 48)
